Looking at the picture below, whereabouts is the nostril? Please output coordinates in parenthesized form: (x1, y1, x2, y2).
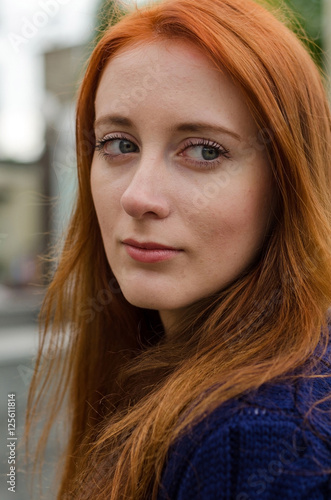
(120, 185, 170, 220)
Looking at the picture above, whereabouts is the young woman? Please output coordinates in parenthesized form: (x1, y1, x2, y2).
(26, 0, 331, 498)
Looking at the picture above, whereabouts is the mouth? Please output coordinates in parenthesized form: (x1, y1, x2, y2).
(122, 238, 180, 251)
(122, 239, 183, 263)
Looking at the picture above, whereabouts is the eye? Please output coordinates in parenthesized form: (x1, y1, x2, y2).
(179, 139, 231, 169)
(95, 134, 139, 159)
(94, 134, 230, 170)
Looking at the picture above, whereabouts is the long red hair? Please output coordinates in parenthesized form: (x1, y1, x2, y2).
(26, 0, 331, 498)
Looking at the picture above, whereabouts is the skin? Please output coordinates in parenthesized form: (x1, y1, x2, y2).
(91, 39, 276, 336)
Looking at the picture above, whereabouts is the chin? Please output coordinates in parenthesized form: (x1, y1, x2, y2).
(120, 286, 185, 311)
(122, 293, 168, 310)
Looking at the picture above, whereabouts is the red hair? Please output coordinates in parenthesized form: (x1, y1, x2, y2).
(26, 0, 331, 498)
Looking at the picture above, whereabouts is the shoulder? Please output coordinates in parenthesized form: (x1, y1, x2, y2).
(158, 341, 331, 500)
(159, 403, 331, 500)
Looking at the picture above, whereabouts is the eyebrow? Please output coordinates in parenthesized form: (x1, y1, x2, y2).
(94, 114, 242, 141)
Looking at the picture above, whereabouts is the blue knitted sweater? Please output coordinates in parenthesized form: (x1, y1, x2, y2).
(157, 333, 331, 500)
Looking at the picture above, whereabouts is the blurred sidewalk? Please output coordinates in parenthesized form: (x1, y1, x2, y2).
(0, 285, 43, 328)
(0, 285, 57, 500)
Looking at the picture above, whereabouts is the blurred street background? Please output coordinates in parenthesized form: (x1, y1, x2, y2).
(0, 0, 330, 498)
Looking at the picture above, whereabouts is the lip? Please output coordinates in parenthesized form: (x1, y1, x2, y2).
(122, 239, 179, 250)
(122, 239, 182, 263)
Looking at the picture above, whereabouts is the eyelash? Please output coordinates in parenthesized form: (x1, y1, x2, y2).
(95, 133, 231, 170)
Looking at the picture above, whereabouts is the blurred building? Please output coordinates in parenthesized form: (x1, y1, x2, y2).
(0, 0, 97, 301)
(0, 159, 43, 286)
(44, 44, 88, 242)
(0, 3, 97, 498)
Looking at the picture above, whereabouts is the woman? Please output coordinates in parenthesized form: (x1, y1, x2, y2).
(26, 0, 331, 498)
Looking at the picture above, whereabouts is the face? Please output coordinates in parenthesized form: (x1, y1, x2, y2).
(91, 40, 276, 335)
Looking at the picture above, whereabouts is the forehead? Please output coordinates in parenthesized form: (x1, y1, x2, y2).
(99, 39, 217, 85)
(96, 39, 237, 102)
(94, 40, 257, 137)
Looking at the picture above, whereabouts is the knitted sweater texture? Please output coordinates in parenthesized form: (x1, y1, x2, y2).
(157, 333, 331, 500)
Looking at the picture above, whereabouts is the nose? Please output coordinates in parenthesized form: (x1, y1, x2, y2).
(120, 155, 171, 219)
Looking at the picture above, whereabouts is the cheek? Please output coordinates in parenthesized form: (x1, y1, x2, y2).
(90, 163, 118, 232)
(196, 185, 274, 254)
